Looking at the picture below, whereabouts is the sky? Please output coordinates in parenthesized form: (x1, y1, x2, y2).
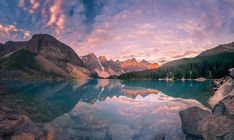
(0, 0, 234, 64)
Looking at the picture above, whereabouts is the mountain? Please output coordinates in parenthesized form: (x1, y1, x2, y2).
(198, 42, 234, 56)
(0, 34, 90, 80)
(119, 41, 234, 79)
(140, 59, 159, 69)
(81, 53, 110, 78)
(81, 53, 159, 78)
(99, 56, 123, 75)
(119, 58, 159, 72)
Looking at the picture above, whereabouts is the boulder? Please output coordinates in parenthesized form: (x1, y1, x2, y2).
(179, 107, 211, 138)
(180, 96, 234, 140)
(213, 95, 234, 118)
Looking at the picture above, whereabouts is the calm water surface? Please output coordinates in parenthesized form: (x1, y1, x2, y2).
(0, 79, 212, 140)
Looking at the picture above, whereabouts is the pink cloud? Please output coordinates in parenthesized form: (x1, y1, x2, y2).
(46, 0, 65, 33)
(0, 24, 31, 41)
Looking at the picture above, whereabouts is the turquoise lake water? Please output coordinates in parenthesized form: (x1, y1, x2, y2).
(0, 79, 213, 140)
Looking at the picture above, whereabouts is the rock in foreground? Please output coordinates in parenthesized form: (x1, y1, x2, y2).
(180, 95, 234, 140)
(180, 70, 234, 140)
(179, 107, 211, 139)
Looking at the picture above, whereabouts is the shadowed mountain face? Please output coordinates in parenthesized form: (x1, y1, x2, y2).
(81, 53, 159, 78)
(119, 41, 234, 79)
(0, 34, 90, 80)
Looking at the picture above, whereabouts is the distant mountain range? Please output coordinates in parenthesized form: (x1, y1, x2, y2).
(81, 53, 159, 78)
(0, 34, 159, 80)
(1, 33, 233, 80)
(0, 34, 90, 80)
(119, 42, 234, 79)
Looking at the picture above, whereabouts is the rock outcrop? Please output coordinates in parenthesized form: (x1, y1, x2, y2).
(180, 69, 234, 140)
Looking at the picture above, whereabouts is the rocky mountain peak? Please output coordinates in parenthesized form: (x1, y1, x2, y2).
(26, 34, 86, 67)
(130, 58, 137, 62)
(122, 58, 138, 64)
(140, 59, 149, 64)
(81, 53, 102, 74)
(31, 33, 57, 41)
(82, 53, 98, 60)
(99, 56, 107, 62)
(29, 34, 60, 49)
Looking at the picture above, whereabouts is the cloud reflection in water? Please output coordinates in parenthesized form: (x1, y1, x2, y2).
(48, 92, 206, 140)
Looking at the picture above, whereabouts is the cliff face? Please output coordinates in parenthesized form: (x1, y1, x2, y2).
(179, 69, 234, 140)
(0, 34, 90, 80)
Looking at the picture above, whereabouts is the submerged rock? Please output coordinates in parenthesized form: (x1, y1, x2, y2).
(0, 106, 50, 140)
(230, 68, 234, 79)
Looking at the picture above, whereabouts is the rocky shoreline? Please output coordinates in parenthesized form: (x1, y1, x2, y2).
(180, 69, 234, 140)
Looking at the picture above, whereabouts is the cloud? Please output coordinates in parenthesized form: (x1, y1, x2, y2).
(46, 0, 65, 32)
(0, 24, 31, 41)
(1, 0, 234, 64)
(77, 0, 234, 63)
(0, 0, 98, 46)
(171, 50, 201, 59)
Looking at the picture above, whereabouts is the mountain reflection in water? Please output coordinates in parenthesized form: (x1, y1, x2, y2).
(0, 79, 212, 140)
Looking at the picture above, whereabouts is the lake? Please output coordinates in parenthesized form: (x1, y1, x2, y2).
(0, 79, 213, 140)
